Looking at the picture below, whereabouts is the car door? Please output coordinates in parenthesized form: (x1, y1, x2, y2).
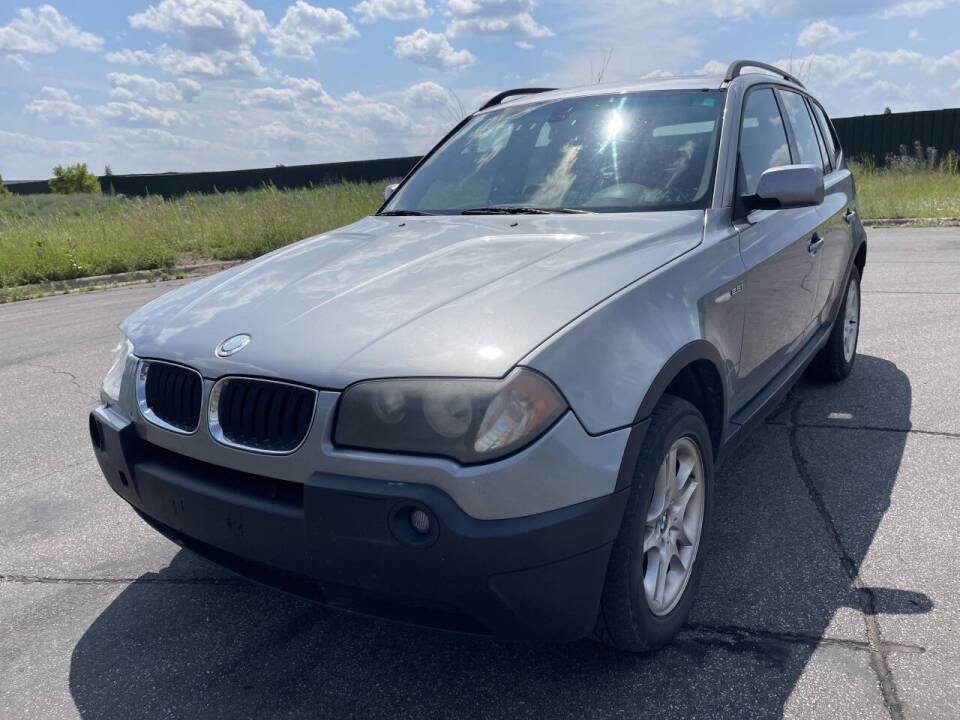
(733, 86, 824, 407)
(808, 99, 856, 321)
(778, 88, 848, 328)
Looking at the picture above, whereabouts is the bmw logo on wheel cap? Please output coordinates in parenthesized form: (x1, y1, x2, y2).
(216, 333, 251, 357)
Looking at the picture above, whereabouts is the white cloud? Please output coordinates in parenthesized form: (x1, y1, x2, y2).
(0, 128, 95, 160)
(281, 76, 336, 105)
(515, 40, 532, 49)
(338, 91, 415, 130)
(39, 86, 72, 102)
(402, 80, 452, 106)
(237, 121, 319, 149)
(178, 78, 202, 101)
(110, 127, 213, 151)
(108, 72, 183, 103)
(104, 48, 155, 66)
(268, 2, 358, 58)
(394, 28, 475, 68)
(769, 48, 960, 115)
(5, 52, 31, 70)
(239, 86, 301, 108)
(159, 47, 266, 76)
(0, 4, 102, 54)
(105, 45, 266, 78)
(98, 101, 191, 127)
(24, 86, 94, 126)
(24, 86, 190, 128)
(697, 59, 727, 74)
(881, 1, 950, 17)
(707, 0, 954, 19)
(797, 20, 857, 48)
(444, 0, 552, 38)
(353, 0, 431, 23)
(447, 14, 552, 37)
(129, 0, 268, 52)
(239, 76, 337, 108)
(125, 0, 271, 77)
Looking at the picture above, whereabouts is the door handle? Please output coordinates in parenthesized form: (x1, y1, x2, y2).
(843, 208, 856, 224)
(808, 233, 824, 255)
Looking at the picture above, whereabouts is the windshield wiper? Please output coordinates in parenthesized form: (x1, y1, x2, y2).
(461, 206, 592, 215)
(377, 209, 433, 216)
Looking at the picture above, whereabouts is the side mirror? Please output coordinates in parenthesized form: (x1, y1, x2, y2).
(743, 164, 824, 212)
(384, 183, 399, 201)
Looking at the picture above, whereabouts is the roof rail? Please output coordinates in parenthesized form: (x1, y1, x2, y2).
(480, 87, 556, 110)
(724, 60, 804, 88)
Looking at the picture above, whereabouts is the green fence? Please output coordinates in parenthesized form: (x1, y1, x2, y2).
(4, 155, 421, 197)
(832, 108, 960, 166)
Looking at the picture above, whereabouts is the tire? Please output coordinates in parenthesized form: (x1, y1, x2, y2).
(812, 266, 861, 382)
(595, 395, 714, 652)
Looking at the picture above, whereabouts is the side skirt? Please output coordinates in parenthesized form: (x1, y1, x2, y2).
(717, 317, 832, 468)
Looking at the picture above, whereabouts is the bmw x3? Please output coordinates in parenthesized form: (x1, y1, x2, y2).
(90, 60, 866, 651)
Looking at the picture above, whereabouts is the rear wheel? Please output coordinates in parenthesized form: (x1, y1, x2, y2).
(812, 266, 860, 381)
(596, 395, 713, 652)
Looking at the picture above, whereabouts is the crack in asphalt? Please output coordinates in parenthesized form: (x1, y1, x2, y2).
(27, 363, 99, 404)
(1, 576, 927, 659)
(767, 419, 960, 440)
(786, 396, 907, 720)
(682, 622, 924, 656)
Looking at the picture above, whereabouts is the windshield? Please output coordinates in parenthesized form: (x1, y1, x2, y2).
(382, 90, 725, 215)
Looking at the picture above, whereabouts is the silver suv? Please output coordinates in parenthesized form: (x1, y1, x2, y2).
(91, 60, 866, 651)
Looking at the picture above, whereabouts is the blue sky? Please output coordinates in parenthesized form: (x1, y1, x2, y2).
(2, 0, 959, 179)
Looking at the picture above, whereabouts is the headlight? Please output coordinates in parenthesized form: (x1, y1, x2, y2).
(334, 368, 567, 464)
(101, 335, 134, 405)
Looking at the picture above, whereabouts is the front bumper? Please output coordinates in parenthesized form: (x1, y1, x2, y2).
(90, 405, 631, 641)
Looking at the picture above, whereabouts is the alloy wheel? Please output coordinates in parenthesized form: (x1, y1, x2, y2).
(642, 436, 705, 616)
(842, 278, 860, 363)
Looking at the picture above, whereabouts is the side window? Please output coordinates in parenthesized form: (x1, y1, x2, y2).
(811, 102, 840, 167)
(738, 88, 791, 196)
(779, 90, 825, 171)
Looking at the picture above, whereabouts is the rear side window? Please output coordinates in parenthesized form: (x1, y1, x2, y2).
(738, 88, 790, 196)
(811, 102, 840, 167)
(779, 90, 825, 171)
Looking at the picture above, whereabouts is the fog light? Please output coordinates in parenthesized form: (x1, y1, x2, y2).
(410, 509, 431, 535)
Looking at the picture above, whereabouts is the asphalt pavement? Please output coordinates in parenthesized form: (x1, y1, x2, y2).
(1, 227, 958, 719)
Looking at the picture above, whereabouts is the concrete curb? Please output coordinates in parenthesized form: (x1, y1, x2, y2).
(1, 260, 241, 303)
(862, 217, 960, 227)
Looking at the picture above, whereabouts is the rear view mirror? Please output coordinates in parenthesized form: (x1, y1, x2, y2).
(743, 164, 824, 212)
(384, 183, 399, 201)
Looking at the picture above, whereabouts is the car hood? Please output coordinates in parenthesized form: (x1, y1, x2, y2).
(122, 211, 704, 387)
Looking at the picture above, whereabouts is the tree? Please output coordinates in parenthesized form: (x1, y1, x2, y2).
(49, 162, 100, 194)
(104, 164, 113, 176)
(0, 172, 9, 197)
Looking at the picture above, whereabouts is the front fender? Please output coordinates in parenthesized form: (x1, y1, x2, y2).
(523, 224, 744, 436)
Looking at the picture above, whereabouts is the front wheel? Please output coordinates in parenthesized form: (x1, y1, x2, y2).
(812, 266, 861, 381)
(595, 395, 714, 652)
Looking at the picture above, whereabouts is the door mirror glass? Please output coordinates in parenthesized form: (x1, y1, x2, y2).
(744, 164, 824, 211)
(384, 183, 399, 201)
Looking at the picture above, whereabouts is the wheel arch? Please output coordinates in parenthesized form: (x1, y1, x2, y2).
(615, 340, 727, 491)
(853, 237, 867, 279)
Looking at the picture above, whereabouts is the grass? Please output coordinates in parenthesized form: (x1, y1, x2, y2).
(850, 144, 960, 220)
(851, 162, 960, 220)
(0, 182, 383, 290)
(1, 156, 959, 299)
